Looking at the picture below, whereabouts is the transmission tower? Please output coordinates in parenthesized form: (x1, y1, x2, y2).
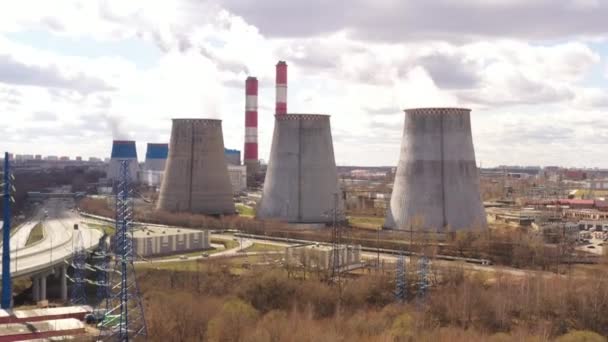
(394, 253, 407, 303)
(94, 233, 111, 302)
(1, 152, 15, 309)
(328, 193, 344, 283)
(69, 230, 87, 305)
(417, 256, 430, 302)
(98, 160, 147, 341)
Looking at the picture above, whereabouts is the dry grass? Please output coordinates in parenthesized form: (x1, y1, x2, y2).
(137, 259, 608, 341)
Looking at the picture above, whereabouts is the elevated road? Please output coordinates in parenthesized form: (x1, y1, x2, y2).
(0, 198, 103, 302)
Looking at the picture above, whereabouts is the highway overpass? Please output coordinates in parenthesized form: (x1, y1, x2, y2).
(0, 198, 103, 304)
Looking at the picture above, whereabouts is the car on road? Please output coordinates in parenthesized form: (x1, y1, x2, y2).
(587, 246, 596, 249)
(179, 255, 188, 260)
(201, 253, 209, 258)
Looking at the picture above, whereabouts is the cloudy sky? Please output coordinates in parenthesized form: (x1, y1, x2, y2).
(0, 0, 607, 167)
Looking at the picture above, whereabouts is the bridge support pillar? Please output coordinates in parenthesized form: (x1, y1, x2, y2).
(32, 276, 39, 302)
(40, 275, 47, 301)
(61, 265, 68, 302)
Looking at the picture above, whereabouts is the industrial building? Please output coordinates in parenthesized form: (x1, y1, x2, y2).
(108, 140, 139, 182)
(285, 244, 362, 271)
(385, 108, 487, 231)
(139, 143, 169, 188)
(144, 143, 169, 171)
(257, 114, 344, 223)
(225, 148, 241, 166)
(157, 119, 236, 215)
(131, 227, 210, 257)
(228, 164, 247, 194)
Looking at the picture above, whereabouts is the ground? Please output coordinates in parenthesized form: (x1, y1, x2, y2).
(348, 216, 384, 230)
(24, 223, 44, 246)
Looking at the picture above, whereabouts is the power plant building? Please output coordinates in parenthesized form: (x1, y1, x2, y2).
(384, 108, 487, 231)
(108, 140, 139, 182)
(157, 119, 235, 215)
(131, 227, 210, 257)
(225, 148, 241, 166)
(144, 143, 169, 171)
(257, 114, 344, 223)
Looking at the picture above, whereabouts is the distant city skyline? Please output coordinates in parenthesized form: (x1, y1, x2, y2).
(0, 1, 607, 167)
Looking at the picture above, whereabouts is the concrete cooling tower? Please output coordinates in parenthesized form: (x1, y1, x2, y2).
(108, 140, 139, 182)
(144, 143, 168, 171)
(157, 119, 235, 215)
(384, 108, 487, 231)
(257, 114, 344, 223)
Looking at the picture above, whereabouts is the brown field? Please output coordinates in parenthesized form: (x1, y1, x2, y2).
(138, 257, 608, 341)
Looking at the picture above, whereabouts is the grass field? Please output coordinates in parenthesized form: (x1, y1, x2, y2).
(244, 243, 285, 253)
(86, 222, 116, 236)
(25, 223, 44, 246)
(236, 204, 255, 217)
(348, 216, 384, 230)
(211, 238, 239, 250)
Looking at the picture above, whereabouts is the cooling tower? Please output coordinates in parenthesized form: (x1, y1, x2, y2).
(108, 140, 139, 182)
(144, 143, 169, 171)
(384, 108, 487, 231)
(157, 119, 235, 215)
(257, 114, 343, 223)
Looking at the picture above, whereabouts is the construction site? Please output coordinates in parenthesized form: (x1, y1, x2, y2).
(0, 58, 607, 341)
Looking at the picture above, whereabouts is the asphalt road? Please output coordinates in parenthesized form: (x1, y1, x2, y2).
(0, 198, 103, 278)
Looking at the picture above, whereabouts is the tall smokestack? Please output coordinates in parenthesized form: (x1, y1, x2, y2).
(244, 76, 259, 187)
(275, 61, 287, 116)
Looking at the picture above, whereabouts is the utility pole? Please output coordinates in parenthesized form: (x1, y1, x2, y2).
(2, 152, 14, 309)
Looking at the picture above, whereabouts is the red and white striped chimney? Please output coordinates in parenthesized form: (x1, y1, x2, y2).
(275, 61, 287, 116)
(244, 76, 258, 164)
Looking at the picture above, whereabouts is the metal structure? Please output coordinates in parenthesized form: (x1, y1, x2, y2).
(385, 108, 487, 231)
(99, 160, 147, 341)
(94, 234, 110, 302)
(108, 141, 139, 183)
(275, 61, 287, 116)
(417, 256, 430, 302)
(257, 114, 344, 223)
(2, 152, 14, 309)
(157, 119, 235, 215)
(244, 76, 259, 187)
(69, 230, 87, 305)
(394, 253, 407, 303)
(328, 193, 344, 282)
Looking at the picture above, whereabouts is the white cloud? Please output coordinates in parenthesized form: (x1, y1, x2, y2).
(0, 0, 606, 167)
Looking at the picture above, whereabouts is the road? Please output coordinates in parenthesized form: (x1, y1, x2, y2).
(0, 198, 103, 278)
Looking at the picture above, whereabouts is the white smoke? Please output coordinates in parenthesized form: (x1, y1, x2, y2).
(103, 113, 130, 140)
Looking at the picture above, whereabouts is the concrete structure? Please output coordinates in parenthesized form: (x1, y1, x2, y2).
(157, 119, 236, 215)
(385, 108, 487, 231)
(225, 148, 241, 166)
(108, 140, 139, 182)
(275, 61, 287, 116)
(228, 165, 247, 194)
(286, 244, 361, 271)
(244, 76, 259, 187)
(0, 318, 85, 341)
(258, 114, 343, 223)
(129, 227, 210, 257)
(144, 143, 169, 171)
(139, 170, 164, 188)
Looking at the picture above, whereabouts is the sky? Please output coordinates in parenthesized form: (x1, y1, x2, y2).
(0, 0, 607, 167)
